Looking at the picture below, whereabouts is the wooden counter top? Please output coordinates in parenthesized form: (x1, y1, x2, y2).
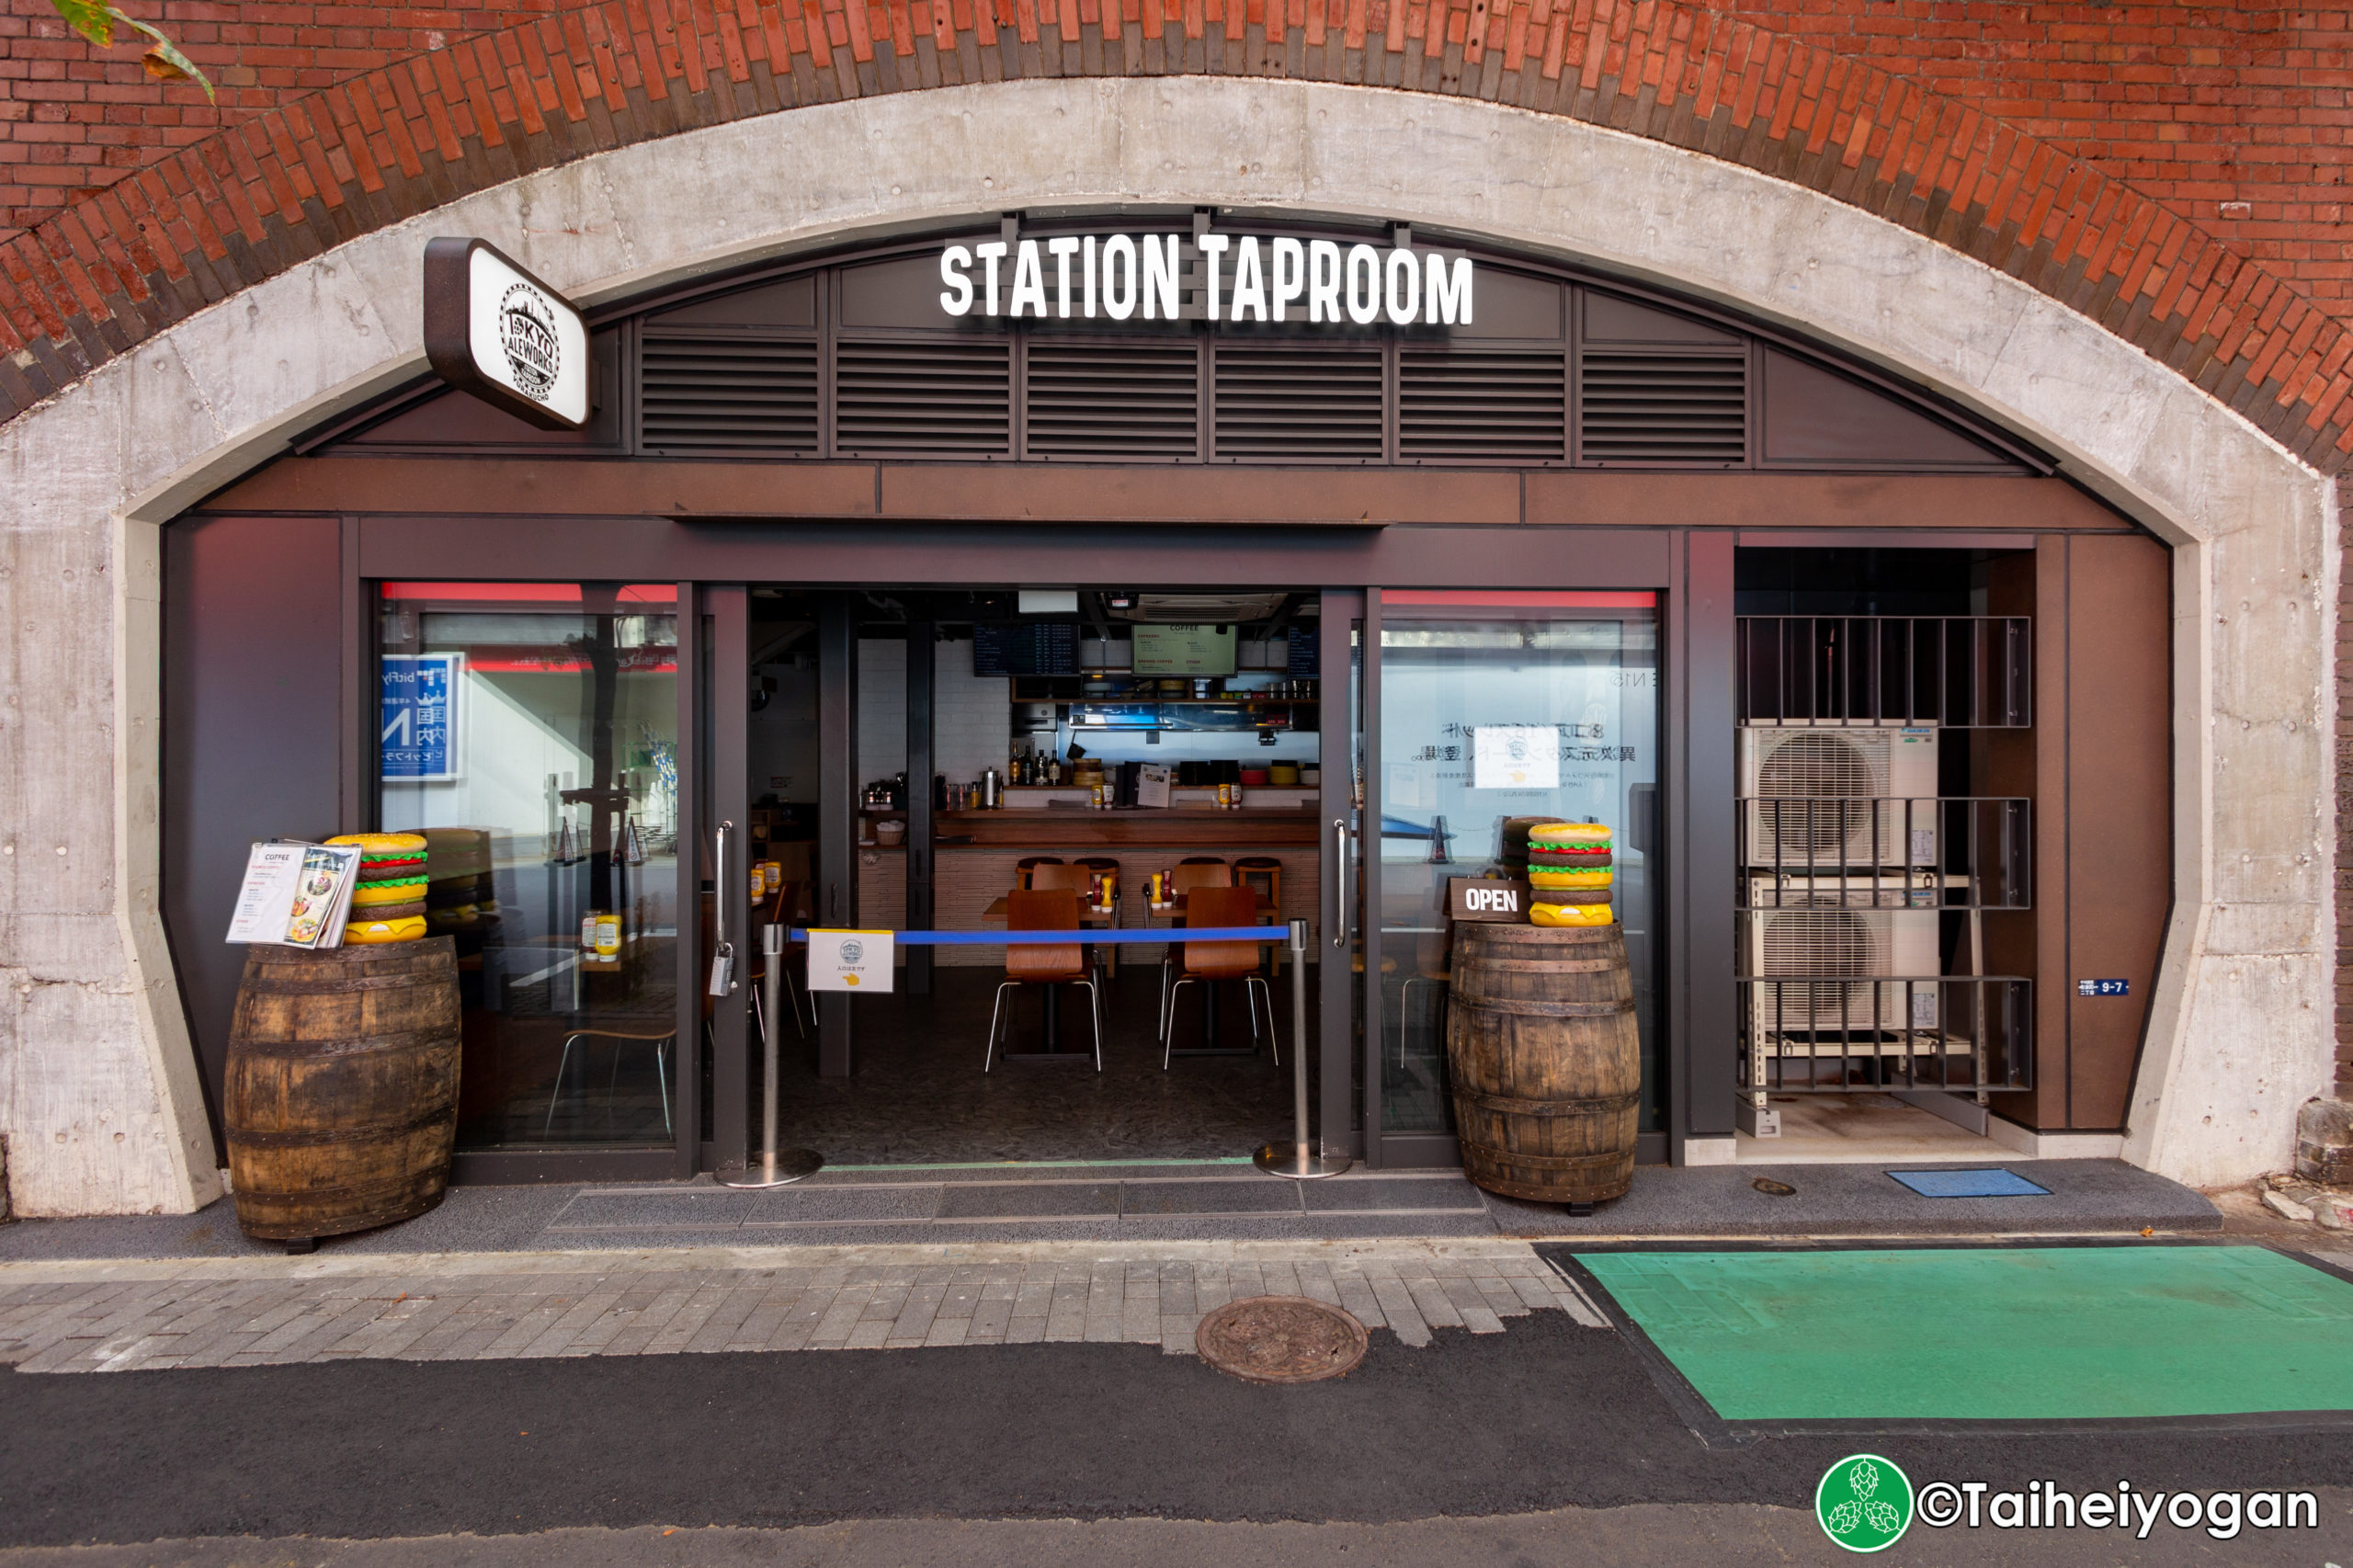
(934, 808, 1321, 847)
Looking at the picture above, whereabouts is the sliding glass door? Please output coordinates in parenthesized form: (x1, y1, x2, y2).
(1354, 591, 1663, 1167)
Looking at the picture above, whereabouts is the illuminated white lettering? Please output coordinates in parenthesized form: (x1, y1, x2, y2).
(1142, 234, 1180, 321)
(1008, 238, 1047, 319)
(1197, 233, 1230, 321)
(938, 244, 974, 316)
(1102, 233, 1139, 321)
(1232, 237, 1267, 321)
(1344, 243, 1381, 324)
(1383, 246, 1418, 324)
(974, 240, 1008, 317)
(1425, 252, 1472, 324)
(1048, 236, 1080, 317)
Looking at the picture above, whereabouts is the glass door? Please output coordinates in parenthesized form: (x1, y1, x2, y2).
(1356, 591, 1663, 1167)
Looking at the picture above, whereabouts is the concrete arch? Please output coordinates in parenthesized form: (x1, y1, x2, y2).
(3, 76, 2331, 1212)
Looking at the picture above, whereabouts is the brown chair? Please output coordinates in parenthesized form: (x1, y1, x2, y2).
(1158, 860, 1235, 1024)
(985, 888, 1104, 1073)
(1161, 884, 1278, 1068)
(1014, 856, 1064, 891)
(1028, 861, 1095, 894)
(1234, 856, 1284, 973)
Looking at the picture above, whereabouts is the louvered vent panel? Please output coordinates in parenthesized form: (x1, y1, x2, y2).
(1399, 347, 1566, 461)
(1211, 345, 1384, 460)
(835, 338, 1012, 456)
(1025, 341, 1199, 459)
(1579, 350, 1747, 464)
(640, 336, 819, 452)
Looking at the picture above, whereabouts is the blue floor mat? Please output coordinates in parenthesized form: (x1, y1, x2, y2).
(1888, 1167, 2051, 1198)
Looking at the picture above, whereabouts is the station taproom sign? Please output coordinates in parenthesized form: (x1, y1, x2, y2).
(939, 233, 1474, 327)
(422, 236, 591, 429)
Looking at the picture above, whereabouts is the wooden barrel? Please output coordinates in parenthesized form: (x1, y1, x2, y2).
(225, 937, 460, 1244)
(1444, 921, 1640, 1205)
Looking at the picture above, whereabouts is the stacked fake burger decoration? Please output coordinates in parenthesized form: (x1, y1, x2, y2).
(1526, 823, 1613, 927)
(327, 832, 430, 943)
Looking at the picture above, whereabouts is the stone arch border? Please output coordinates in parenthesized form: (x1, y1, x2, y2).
(1, 77, 2331, 1212)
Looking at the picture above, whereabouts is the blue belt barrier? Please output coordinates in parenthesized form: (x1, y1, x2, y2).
(784, 926, 1280, 946)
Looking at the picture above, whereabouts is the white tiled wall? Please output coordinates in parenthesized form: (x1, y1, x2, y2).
(934, 637, 1011, 790)
(856, 639, 907, 788)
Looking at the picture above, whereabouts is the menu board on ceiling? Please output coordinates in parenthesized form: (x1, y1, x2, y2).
(1286, 626, 1319, 676)
(972, 621, 1079, 677)
(1131, 624, 1237, 676)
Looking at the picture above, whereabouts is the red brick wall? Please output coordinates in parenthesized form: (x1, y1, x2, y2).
(7, 1, 2349, 307)
(0, 1, 565, 236)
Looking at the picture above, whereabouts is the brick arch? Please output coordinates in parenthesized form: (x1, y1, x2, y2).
(2, 0, 2350, 475)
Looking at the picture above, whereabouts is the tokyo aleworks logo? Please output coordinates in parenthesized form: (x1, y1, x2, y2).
(497, 281, 561, 400)
(1816, 1454, 1915, 1552)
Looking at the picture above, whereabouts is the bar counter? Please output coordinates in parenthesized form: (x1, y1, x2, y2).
(934, 805, 1321, 848)
(857, 805, 1324, 965)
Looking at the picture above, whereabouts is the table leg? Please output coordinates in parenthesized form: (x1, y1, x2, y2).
(1042, 983, 1061, 1051)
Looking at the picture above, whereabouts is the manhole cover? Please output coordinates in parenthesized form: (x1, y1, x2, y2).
(1193, 1295, 1369, 1384)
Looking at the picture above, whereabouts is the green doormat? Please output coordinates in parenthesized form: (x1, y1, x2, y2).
(1574, 1245, 2353, 1422)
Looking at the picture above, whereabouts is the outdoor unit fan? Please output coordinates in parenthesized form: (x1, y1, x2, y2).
(1740, 725, 1938, 869)
(1743, 877, 1938, 1044)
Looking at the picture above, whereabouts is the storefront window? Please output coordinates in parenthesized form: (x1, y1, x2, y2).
(378, 583, 681, 1150)
(1378, 604, 1661, 1135)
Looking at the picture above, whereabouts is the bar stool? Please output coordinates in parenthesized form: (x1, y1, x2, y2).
(1015, 856, 1064, 891)
(1234, 856, 1283, 975)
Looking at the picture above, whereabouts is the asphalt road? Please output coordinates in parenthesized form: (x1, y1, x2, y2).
(5, 1314, 2348, 1554)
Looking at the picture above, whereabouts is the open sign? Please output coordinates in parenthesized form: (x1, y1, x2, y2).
(1449, 878, 1533, 923)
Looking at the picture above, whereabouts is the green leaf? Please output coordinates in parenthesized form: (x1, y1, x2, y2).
(108, 8, 215, 102)
(48, 0, 116, 48)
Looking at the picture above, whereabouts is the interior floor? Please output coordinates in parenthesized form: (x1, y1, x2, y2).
(763, 965, 1316, 1166)
(1733, 1092, 2006, 1165)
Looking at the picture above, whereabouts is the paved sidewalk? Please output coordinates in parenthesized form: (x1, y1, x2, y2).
(0, 1240, 1607, 1373)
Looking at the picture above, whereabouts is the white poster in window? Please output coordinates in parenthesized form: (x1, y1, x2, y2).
(1472, 725, 1560, 790)
(1386, 762, 1430, 809)
(806, 929, 895, 992)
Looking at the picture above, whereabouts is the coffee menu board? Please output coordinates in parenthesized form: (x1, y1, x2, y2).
(1132, 623, 1236, 676)
(973, 621, 1079, 677)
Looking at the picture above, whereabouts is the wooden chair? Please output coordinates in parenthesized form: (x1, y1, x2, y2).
(984, 888, 1104, 1073)
(1158, 860, 1234, 1026)
(1014, 856, 1064, 891)
(1161, 883, 1278, 1068)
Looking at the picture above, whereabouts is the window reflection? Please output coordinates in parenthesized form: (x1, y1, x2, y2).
(1378, 611, 1662, 1135)
(378, 583, 681, 1149)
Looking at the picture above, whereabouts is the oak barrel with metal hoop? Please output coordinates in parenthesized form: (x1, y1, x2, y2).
(1444, 921, 1640, 1206)
(225, 937, 461, 1244)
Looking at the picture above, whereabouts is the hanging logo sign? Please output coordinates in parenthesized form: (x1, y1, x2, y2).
(422, 236, 590, 429)
(806, 929, 895, 992)
(939, 233, 1473, 327)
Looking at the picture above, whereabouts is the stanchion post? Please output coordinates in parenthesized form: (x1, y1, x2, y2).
(1255, 918, 1351, 1179)
(722, 923, 824, 1188)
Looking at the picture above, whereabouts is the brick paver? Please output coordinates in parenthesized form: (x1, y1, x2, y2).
(0, 1242, 1601, 1373)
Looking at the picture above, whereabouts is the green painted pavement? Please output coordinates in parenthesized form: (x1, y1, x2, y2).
(1574, 1245, 2353, 1422)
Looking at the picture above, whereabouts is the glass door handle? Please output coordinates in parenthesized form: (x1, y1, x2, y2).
(1331, 816, 1350, 949)
(709, 820, 737, 995)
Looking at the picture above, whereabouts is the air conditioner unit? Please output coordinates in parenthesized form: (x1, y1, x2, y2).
(1743, 877, 1939, 1044)
(1740, 725, 1938, 869)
